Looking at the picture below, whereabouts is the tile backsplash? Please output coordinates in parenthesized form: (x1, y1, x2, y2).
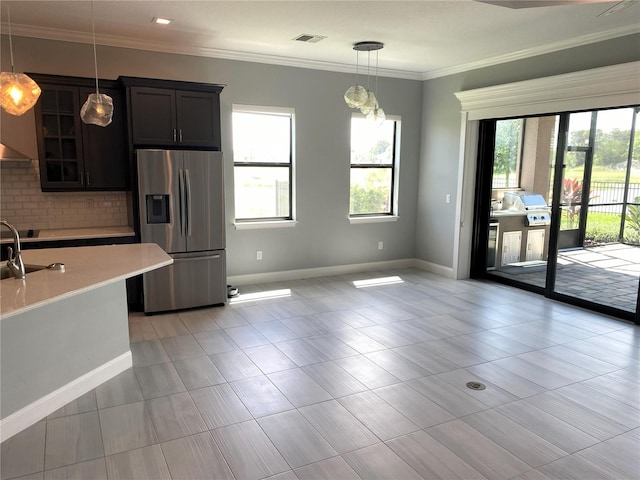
(0, 160, 130, 231)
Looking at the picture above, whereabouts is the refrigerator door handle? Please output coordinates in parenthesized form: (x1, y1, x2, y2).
(185, 168, 192, 237)
(178, 168, 185, 236)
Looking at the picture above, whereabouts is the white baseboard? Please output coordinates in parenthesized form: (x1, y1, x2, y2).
(413, 258, 456, 279)
(0, 351, 132, 443)
(227, 258, 417, 285)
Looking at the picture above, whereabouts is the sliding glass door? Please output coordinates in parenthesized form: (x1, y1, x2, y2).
(553, 107, 639, 315)
(472, 106, 640, 323)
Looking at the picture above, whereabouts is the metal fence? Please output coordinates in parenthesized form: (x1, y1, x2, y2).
(589, 182, 640, 215)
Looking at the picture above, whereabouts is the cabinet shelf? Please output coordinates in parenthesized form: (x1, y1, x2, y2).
(41, 110, 74, 115)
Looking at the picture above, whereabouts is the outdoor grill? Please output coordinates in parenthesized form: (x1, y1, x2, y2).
(502, 191, 551, 226)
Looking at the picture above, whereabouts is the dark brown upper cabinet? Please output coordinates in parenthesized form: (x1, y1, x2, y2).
(32, 74, 128, 192)
(121, 77, 223, 150)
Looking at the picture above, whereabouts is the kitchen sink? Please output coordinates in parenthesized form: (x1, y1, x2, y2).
(0, 264, 46, 280)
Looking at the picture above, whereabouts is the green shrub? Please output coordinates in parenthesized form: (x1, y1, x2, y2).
(623, 229, 640, 244)
(585, 212, 621, 244)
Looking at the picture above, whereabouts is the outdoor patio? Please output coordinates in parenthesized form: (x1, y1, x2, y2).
(492, 243, 639, 314)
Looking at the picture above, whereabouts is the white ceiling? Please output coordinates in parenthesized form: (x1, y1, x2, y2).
(3, 0, 639, 80)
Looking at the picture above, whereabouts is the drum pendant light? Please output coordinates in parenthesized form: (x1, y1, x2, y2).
(0, 6, 41, 116)
(80, 0, 113, 127)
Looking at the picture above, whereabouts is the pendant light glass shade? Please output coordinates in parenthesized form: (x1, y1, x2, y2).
(359, 90, 377, 115)
(367, 106, 386, 127)
(0, 72, 41, 116)
(80, 92, 113, 126)
(81, 0, 113, 127)
(0, 6, 41, 116)
(344, 84, 368, 108)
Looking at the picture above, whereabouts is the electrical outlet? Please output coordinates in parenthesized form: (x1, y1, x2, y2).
(446, 194, 451, 204)
(378, 241, 384, 250)
(256, 250, 263, 260)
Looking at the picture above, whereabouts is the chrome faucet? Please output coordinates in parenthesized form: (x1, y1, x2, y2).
(1, 221, 26, 279)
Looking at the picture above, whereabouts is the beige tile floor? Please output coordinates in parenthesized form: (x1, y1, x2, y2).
(2, 269, 639, 480)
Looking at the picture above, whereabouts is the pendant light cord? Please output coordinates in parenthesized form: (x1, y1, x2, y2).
(7, 6, 16, 73)
(374, 50, 379, 98)
(366, 50, 371, 91)
(90, 0, 100, 94)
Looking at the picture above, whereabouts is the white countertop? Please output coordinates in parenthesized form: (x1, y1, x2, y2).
(490, 210, 527, 218)
(1, 226, 135, 244)
(0, 243, 172, 319)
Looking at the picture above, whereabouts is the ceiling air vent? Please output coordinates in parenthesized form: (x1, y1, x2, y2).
(293, 34, 326, 43)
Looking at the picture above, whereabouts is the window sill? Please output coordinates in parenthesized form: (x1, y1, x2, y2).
(234, 220, 298, 230)
(348, 215, 399, 224)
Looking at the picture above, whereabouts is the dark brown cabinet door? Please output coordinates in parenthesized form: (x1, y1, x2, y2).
(34, 77, 129, 192)
(36, 85, 85, 190)
(129, 87, 177, 146)
(79, 87, 128, 190)
(176, 90, 221, 149)
(129, 86, 221, 149)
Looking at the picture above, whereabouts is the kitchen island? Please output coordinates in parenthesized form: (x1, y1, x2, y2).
(0, 243, 172, 441)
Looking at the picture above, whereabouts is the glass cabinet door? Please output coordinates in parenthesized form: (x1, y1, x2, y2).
(37, 85, 84, 189)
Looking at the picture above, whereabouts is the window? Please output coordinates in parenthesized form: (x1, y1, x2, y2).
(350, 115, 400, 216)
(491, 118, 524, 189)
(232, 105, 294, 222)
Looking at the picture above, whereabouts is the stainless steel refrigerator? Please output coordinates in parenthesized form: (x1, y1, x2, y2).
(137, 149, 226, 313)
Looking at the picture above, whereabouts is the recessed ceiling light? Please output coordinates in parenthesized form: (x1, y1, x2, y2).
(152, 17, 172, 25)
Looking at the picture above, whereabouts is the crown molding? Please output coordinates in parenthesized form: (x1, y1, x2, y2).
(455, 61, 640, 120)
(5, 21, 638, 83)
(421, 23, 640, 80)
(4, 23, 422, 80)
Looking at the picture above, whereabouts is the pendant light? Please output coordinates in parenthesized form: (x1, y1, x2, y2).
(344, 47, 368, 108)
(0, 6, 41, 116)
(80, 0, 113, 127)
(365, 48, 385, 127)
(344, 41, 385, 126)
(358, 48, 376, 115)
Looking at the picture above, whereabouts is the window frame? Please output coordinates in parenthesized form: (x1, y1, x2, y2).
(232, 104, 295, 224)
(349, 113, 401, 219)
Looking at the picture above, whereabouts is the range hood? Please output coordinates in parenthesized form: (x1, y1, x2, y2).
(0, 143, 32, 162)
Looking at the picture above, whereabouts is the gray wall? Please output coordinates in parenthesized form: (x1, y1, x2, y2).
(0, 36, 422, 277)
(3, 32, 639, 275)
(416, 33, 640, 268)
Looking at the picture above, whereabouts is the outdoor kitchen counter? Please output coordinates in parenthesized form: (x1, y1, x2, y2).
(490, 210, 527, 218)
(0, 243, 171, 318)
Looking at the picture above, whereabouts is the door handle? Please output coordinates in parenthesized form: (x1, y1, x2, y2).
(173, 129, 177, 143)
(179, 129, 183, 143)
(86, 171, 90, 186)
(185, 168, 192, 237)
(174, 254, 221, 263)
(178, 168, 185, 235)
